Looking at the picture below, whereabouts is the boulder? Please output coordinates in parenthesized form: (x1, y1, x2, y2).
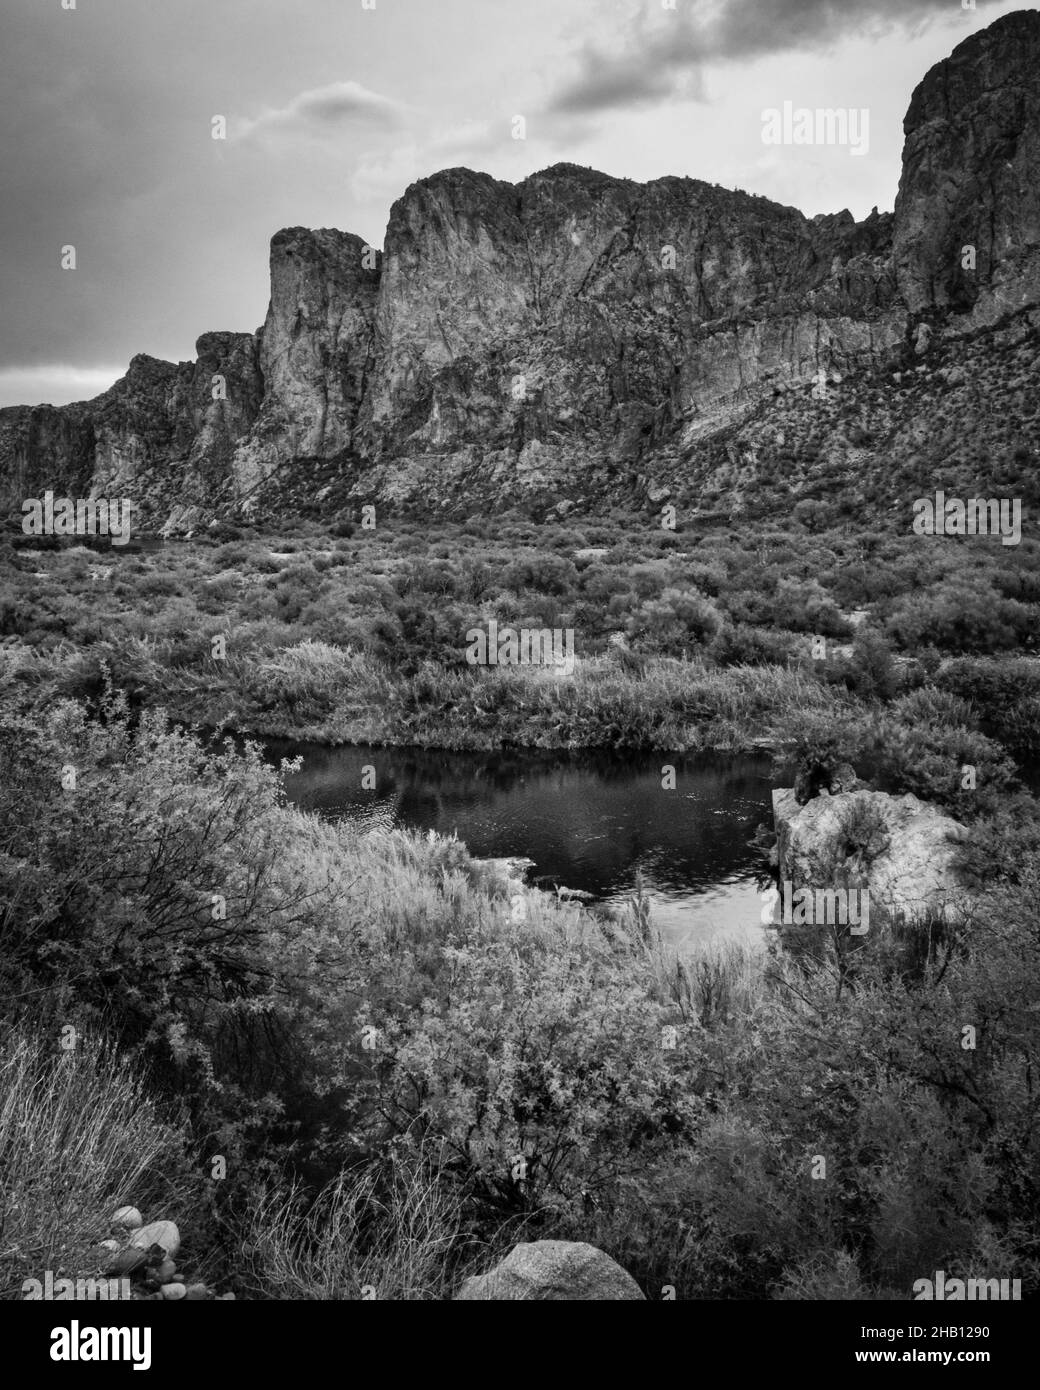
(160, 1283, 186, 1301)
(105, 1219, 180, 1277)
(454, 1240, 645, 1301)
(131, 1220, 180, 1261)
(773, 787, 971, 923)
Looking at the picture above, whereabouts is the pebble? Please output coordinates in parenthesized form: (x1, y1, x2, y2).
(161, 1283, 186, 1301)
(112, 1206, 143, 1230)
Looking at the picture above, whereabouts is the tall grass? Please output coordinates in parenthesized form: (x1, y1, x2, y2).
(3, 633, 848, 751)
(235, 1156, 495, 1301)
(0, 1023, 201, 1299)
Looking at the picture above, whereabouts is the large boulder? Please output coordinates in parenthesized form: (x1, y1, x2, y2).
(773, 787, 972, 924)
(454, 1240, 645, 1301)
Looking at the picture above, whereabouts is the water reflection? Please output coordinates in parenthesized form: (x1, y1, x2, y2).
(268, 741, 782, 952)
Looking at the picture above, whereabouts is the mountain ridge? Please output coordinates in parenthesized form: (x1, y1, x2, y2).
(2, 8, 1038, 530)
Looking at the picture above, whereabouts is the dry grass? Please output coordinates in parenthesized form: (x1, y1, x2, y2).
(0, 1023, 197, 1300)
(236, 1156, 485, 1301)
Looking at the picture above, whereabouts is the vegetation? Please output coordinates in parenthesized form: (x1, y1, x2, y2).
(0, 689, 1037, 1300)
(2, 511, 1038, 757)
(1, 497, 1038, 1300)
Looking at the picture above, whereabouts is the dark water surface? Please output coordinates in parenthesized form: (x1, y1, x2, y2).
(269, 741, 780, 952)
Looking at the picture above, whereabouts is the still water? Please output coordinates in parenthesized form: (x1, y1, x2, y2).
(270, 742, 780, 952)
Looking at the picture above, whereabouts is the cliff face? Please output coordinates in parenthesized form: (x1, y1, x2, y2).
(894, 9, 1040, 322)
(2, 10, 1038, 528)
(359, 166, 897, 468)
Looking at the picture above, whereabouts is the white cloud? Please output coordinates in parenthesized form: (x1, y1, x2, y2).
(234, 80, 409, 144)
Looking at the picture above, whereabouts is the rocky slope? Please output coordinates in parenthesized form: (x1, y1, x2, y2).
(2, 9, 1038, 531)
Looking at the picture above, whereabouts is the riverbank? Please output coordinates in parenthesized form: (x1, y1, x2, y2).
(3, 697, 1039, 1300)
(0, 637, 843, 751)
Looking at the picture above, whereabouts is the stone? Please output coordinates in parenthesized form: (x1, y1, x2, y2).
(184, 1284, 211, 1301)
(130, 1220, 180, 1261)
(773, 787, 972, 924)
(106, 1219, 180, 1276)
(155, 1259, 177, 1284)
(160, 1283, 186, 1301)
(111, 1206, 142, 1231)
(454, 1240, 645, 1301)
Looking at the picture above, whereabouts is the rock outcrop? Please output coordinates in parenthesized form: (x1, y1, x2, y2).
(773, 787, 973, 924)
(454, 1240, 645, 1301)
(894, 9, 1040, 324)
(2, 11, 1038, 528)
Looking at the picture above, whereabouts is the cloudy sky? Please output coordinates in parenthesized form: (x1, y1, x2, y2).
(0, 0, 1024, 406)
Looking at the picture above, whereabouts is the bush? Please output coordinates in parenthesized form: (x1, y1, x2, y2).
(627, 588, 722, 652)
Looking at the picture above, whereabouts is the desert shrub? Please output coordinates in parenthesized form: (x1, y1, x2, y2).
(886, 581, 1033, 655)
(502, 554, 578, 597)
(832, 628, 901, 702)
(710, 624, 800, 667)
(936, 657, 1040, 758)
(627, 588, 722, 652)
(0, 696, 351, 1137)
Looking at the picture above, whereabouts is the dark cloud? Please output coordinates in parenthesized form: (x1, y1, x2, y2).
(549, 0, 1005, 116)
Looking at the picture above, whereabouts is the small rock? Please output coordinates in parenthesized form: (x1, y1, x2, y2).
(184, 1284, 210, 1301)
(155, 1259, 177, 1284)
(112, 1206, 143, 1231)
(218, 1292, 236, 1301)
(99, 1239, 120, 1253)
(161, 1283, 186, 1301)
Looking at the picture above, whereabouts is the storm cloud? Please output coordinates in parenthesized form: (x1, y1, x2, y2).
(549, 0, 1005, 116)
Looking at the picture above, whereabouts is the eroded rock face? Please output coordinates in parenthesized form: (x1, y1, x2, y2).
(1, 11, 1037, 525)
(232, 227, 380, 493)
(453, 1240, 645, 1301)
(894, 9, 1040, 322)
(357, 165, 899, 477)
(773, 787, 972, 924)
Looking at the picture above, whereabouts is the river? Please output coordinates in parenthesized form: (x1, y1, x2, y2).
(270, 741, 782, 952)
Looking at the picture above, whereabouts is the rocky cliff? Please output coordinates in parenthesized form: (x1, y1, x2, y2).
(894, 8, 1040, 322)
(2, 9, 1038, 529)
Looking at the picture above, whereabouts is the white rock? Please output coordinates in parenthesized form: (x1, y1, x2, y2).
(129, 1220, 180, 1260)
(456, 1241, 645, 1301)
